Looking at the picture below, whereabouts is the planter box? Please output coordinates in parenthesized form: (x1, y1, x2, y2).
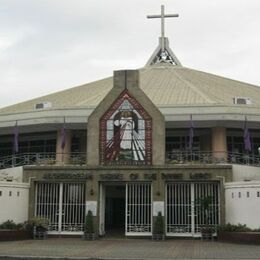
(152, 234, 165, 241)
(218, 231, 260, 245)
(201, 228, 215, 241)
(83, 232, 98, 240)
(33, 231, 48, 240)
(0, 230, 30, 241)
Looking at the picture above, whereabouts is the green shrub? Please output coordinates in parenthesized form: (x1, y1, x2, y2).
(85, 210, 94, 234)
(0, 220, 23, 230)
(153, 211, 164, 234)
(26, 217, 49, 233)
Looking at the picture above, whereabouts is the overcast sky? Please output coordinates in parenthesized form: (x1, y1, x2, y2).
(1, 0, 260, 109)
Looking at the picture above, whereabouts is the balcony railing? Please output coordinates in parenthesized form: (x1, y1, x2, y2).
(0, 152, 87, 169)
(0, 151, 259, 170)
(166, 151, 260, 167)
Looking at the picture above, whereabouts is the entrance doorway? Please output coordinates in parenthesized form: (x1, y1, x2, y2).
(99, 183, 125, 237)
(99, 182, 152, 237)
(105, 185, 126, 235)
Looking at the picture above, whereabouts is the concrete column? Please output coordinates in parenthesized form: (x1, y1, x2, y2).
(152, 172, 166, 234)
(85, 176, 99, 233)
(211, 127, 227, 161)
(56, 129, 72, 164)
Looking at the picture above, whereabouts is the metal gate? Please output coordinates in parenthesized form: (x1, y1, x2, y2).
(166, 182, 219, 237)
(126, 183, 152, 236)
(35, 182, 86, 234)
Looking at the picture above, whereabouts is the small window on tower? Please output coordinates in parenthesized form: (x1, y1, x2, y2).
(0, 191, 2, 196)
(231, 192, 234, 198)
(257, 191, 260, 198)
(17, 191, 20, 197)
(238, 192, 241, 198)
(9, 191, 12, 196)
(247, 191, 250, 198)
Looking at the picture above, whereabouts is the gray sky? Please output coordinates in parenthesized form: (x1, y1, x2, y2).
(1, 0, 260, 109)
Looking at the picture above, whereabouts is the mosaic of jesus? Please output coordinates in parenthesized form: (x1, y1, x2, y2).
(105, 99, 146, 162)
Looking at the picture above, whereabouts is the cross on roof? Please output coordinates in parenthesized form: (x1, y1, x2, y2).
(147, 5, 179, 51)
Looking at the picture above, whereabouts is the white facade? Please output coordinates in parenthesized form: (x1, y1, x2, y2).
(232, 165, 260, 181)
(225, 181, 260, 229)
(0, 181, 29, 224)
(0, 167, 29, 224)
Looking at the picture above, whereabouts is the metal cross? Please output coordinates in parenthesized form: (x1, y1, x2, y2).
(147, 5, 179, 51)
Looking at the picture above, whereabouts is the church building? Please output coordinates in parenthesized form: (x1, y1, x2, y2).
(0, 6, 260, 237)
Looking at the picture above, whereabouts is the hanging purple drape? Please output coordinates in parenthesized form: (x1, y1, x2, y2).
(188, 115, 194, 151)
(243, 116, 251, 152)
(61, 118, 66, 150)
(13, 121, 19, 153)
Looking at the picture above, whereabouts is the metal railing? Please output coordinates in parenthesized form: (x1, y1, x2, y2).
(0, 152, 87, 169)
(0, 151, 260, 169)
(166, 150, 260, 167)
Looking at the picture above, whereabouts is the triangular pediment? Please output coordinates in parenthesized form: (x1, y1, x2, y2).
(146, 37, 182, 66)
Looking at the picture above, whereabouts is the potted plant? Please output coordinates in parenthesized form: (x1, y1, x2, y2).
(152, 211, 165, 241)
(83, 210, 97, 240)
(27, 217, 49, 239)
(195, 196, 215, 240)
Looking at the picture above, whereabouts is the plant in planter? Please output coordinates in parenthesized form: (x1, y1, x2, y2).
(0, 220, 29, 241)
(217, 223, 260, 244)
(27, 217, 49, 239)
(195, 196, 215, 240)
(152, 211, 165, 241)
(83, 210, 97, 240)
(0, 219, 21, 230)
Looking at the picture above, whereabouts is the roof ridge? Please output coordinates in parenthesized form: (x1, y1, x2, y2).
(184, 67, 260, 89)
(171, 68, 215, 104)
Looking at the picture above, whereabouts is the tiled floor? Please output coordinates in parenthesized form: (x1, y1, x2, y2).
(0, 238, 259, 259)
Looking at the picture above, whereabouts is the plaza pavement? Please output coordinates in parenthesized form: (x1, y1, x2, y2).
(0, 238, 259, 260)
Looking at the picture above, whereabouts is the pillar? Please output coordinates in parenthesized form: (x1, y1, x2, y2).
(56, 129, 72, 165)
(85, 176, 99, 234)
(211, 127, 227, 161)
(152, 172, 166, 234)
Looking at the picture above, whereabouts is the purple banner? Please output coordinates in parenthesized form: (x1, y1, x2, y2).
(13, 121, 19, 153)
(61, 124, 66, 150)
(188, 115, 194, 150)
(243, 116, 251, 152)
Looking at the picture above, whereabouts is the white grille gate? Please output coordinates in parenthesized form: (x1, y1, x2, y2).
(166, 183, 192, 236)
(35, 182, 86, 234)
(126, 183, 152, 236)
(166, 182, 219, 237)
(194, 182, 219, 234)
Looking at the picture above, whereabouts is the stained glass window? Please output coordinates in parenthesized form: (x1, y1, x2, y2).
(100, 90, 152, 165)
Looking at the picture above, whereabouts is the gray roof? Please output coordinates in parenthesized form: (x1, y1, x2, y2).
(1, 64, 260, 115)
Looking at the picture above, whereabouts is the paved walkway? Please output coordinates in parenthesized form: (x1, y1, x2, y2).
(0, 238, 259, 260)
